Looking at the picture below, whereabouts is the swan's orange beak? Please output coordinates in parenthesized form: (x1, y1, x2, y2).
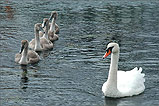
(103, 49, 111, 59)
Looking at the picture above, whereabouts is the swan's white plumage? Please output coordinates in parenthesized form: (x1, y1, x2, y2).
(119, 67, 145, 95)
(102, 43, 145, 98)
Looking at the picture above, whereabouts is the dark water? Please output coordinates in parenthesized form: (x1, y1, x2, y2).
(0, 0, 159, 106)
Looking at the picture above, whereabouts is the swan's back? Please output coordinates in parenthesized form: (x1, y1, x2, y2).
(40, 37, 53, 50)
(117, 67, 145, 96)
(15, 53, 21, 63)
(15, 50, 40, 64)
(29, 39, 35, 49)
(27, 50, 40, 64)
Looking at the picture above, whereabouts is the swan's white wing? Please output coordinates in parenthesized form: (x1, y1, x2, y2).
(117, 67, 145, 96)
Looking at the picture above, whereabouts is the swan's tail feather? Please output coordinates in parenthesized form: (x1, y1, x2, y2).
(138, 67, 142, 73)
(143, 77, 145, 82)
(132, 67, 138, 72)
(135, 67, 138, 71)
(137, 67, 145, 82)
(142, 73, 145, 77)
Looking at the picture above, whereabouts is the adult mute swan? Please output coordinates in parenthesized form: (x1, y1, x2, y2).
(102, 42, 145, 98)
(29, 23, 53, 51)
(15, 40, 40, 65)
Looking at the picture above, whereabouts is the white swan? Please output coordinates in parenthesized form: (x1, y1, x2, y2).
(29, 23, 53, 51)
(15, 40, 40, 65)
(102, 42, 145, 98)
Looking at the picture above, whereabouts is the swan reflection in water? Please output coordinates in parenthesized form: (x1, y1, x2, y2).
(104, 97, 142, 106)
(20, 65, 28, 90)
(104, 97, 120, 106)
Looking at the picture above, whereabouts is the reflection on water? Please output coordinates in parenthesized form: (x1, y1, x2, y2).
(5, 5, 14, 19)
(104, 95, 148, 106)
(0, 0, 15, 20)
(0, 0, 159, 106)
(20, 65, 28, 90)
(104, 98, 120, 106)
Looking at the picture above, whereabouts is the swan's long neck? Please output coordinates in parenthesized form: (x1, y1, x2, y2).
(50, 18, 55, 32)
(35, 29, 42, 51)
(43, 25, 49, 40)
(107, 52, 119, 90)
(19, 46, 28, 65)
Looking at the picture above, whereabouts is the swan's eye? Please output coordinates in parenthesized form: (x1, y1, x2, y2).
(103, 46, 114, 59)
(106, 46, 114, 52)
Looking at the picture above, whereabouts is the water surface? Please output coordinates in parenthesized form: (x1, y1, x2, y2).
(0, 0, 159, 106)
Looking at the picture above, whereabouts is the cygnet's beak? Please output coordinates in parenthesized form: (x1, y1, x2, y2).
(19, 45, 24, 54)
(49, 14, 53, 21)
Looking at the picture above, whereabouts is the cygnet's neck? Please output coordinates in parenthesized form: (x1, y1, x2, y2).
(107, 52, 119, 90)
(35, 29, 42, 51)
(19, 46, 28, 65)
(43, 25, 49, 40)
(50, 18, 55, 32)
